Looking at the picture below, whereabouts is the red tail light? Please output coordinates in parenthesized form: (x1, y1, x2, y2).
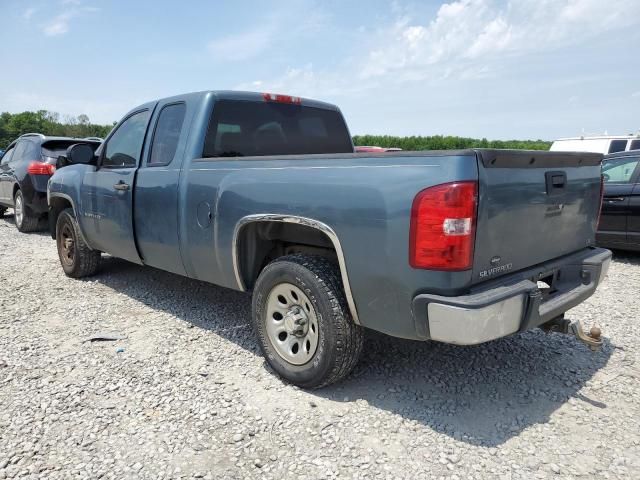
(596, 174, 604, 228)
(409, 181, 478, 270)
(27, 161, 56, 175)
(262, 92, 302, 105)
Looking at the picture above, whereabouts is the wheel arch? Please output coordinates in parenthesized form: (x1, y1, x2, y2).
(233, 214, 361, 325)
(48, 193, 75, 239)
(47, 193, 93, 250)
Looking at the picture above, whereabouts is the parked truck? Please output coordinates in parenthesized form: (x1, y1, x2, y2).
(47, 91, 611, 388)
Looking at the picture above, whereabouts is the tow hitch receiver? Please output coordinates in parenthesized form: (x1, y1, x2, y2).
(541, 316, 603, 351)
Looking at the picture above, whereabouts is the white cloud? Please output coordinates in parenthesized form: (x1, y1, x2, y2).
(632, 91, 640, 98)
(206, 6, 329, 63)
(41, 4, 99, 36)
(250, 0, 640, 99)
(357, 0, 640, 81)
(207, 28, 273, 61)
(43, 12, 74, 36)
(23, 8, 37, 20)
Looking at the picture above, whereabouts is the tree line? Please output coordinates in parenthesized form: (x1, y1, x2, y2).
(353, 135, 551, 151)
(1, 110, 552, 152)
(0, 111, 115, 150)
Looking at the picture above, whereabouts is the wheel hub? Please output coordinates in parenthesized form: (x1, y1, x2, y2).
(284, 307, 308, 337)
(264, 282, 319, 366)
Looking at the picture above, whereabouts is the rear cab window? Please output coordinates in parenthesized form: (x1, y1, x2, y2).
(202, 100, 353, 158)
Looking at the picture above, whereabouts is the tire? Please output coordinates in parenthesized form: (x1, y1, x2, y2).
(252, 254, 364, 389)
(56, 208, 101, 278)
(14, 190, 40, 233)
(0, 206, 6, 218)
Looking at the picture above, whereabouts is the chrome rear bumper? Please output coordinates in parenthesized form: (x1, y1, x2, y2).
(412, 248, 612, 345)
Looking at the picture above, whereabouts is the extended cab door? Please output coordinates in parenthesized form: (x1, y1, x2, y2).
(597, 154, 640, 247)
(133, 101, 190, 275)
(79, 108, 152, 262)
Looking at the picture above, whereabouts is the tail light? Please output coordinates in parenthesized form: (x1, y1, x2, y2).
(262, 92, 302, 105)
(596, 174, 604, 228)
(27, 161, 56, 175)
(409, 181, 478, 270)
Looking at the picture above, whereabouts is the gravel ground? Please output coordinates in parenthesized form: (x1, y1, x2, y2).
(1, 213, 639, 480)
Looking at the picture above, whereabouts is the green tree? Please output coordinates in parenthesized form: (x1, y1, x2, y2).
(0, 110, 115, 149)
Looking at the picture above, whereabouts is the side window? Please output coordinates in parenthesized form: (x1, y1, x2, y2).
(602, 157, 640, 184)
(629, 139, 640, 151)
(1, 147, 14, 165)
(148, 103, 186, 166)
(102, 110, 151, 168)
(11, 141, 28, 162)
(23, 140, 40, 161)
(608, 140, 628, 154)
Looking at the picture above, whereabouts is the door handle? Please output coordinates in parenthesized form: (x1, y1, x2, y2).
(604, 197, 625, 202)
(113, 181, 130, 191)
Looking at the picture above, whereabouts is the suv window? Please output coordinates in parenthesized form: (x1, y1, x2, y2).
(602, 156, 640, 183)
(202, 100, 353, 157)
(103, 110, 151, 168)
(1, 146, 14, 165)
(629, 139, 640, 151)
(42, 140, 99, 161)
(11, 141, 29, 162)
(148, 103, 186, 166)
(608, 139, 628, 154)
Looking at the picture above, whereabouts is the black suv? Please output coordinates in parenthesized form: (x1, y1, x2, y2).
(597, 150, 640, 251)
(0, 134, 101, 232)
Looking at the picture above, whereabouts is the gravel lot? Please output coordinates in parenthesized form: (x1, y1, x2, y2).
(1, 213, 639, 480)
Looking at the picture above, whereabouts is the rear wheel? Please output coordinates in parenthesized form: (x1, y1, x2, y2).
(14, 190, 40, 233)
(56, 208, 101, 278)
(252, 254, 364, 389)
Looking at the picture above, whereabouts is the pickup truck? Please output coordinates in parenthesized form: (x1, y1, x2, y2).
(47, 90, 612, 388)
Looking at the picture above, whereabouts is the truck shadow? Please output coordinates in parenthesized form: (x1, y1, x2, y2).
(93, 255, 613, 448)
(317, 330, 613, 447)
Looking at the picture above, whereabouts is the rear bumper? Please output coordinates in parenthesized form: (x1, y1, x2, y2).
(412, 248, 612, 345)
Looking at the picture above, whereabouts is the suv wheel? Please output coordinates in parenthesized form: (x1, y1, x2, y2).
(14, 190, 40, 233)
(0, 206, 6, 218)
(252, 254, 364, 389)
(56, 208, 101, 278)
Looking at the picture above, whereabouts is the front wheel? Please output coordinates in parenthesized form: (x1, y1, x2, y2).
(252, 254, 364, 389)
(56, 208, 101, 278)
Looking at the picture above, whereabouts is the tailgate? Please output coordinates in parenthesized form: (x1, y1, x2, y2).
(472, 149, 603, 284)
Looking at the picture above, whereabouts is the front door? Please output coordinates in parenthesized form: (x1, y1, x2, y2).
(598, 155, 640, 246)
(80, 109, 152, 263)
(0, 145, 16, 204)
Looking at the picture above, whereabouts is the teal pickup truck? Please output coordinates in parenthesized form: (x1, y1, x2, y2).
(47, 91, 611, 388)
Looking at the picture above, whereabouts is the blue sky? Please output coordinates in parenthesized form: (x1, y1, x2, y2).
(1, 0, 639, 140)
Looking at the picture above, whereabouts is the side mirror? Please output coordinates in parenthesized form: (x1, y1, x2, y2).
(66, 143, 96, 165)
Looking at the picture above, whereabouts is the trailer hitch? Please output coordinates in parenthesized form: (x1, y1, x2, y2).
(541, 316, 603, 351)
